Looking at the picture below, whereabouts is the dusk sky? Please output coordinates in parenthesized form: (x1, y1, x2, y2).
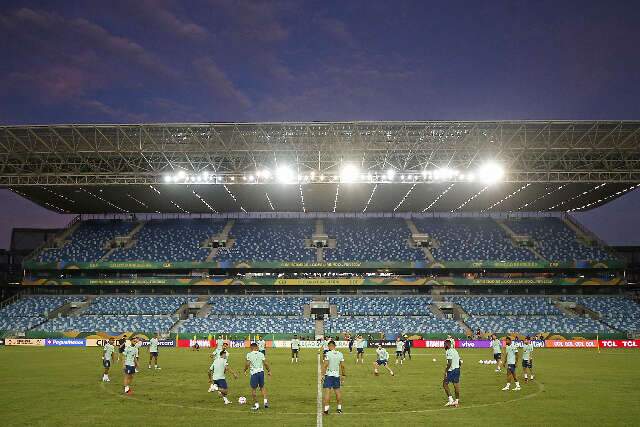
(1, 0, 639, 249)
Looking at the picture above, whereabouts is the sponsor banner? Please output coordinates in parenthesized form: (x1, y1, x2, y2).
(5, 338, 45, 346)
(502, 340, 546, 348)
(598, 339, 640, 348)
(137, 340, 175, 347)
(272, 340, 350, 349)
(45, 338, 85, 347)
(177, 339, 215, 348)
(456, 340, 491, 349)
(412, 339, 445, 348)
(228, 340, 248, 348)
(0, 338, 4, 346)
(367, 340, 398, 348)
(545, 340, 598, 348)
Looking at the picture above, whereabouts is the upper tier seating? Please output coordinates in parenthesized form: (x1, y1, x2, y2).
(85, 296, 197, 315)
(324, 218, 424, 261)
(412, 218, 536, 261)
(504, 218, 612, 261)
(465, 315, 612, 334)
(37, 220, 136, 262)
(216, 219, 315, 262)
(37, 315, 176, 333)
(328, 296, 432, 315)
(208, 296, 311, 316)
(109, 219, 226, 262)
(446, 296, 561, 315)
(561, 296, 640, 332)
(326, 316, 463, 334)
(180, 316, 314, 334)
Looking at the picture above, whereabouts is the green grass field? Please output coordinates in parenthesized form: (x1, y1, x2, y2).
(0, 346, 638, 426)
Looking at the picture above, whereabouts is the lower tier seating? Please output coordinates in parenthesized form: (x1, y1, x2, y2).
(180, 316, 314, 334)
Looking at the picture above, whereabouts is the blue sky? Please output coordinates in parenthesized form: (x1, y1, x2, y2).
(1, 0, 639, 248)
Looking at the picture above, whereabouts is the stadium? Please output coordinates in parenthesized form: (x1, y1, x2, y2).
(1, 120, 639, 425)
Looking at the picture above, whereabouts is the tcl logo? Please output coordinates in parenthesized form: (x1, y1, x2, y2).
(600, 340, 639, 348)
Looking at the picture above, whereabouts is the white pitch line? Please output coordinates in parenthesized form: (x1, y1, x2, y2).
(316, 353, 323, 427)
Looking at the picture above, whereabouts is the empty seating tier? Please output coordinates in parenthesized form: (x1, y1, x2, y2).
(85, 296, 197, 315)
(446, 296, 561, 316)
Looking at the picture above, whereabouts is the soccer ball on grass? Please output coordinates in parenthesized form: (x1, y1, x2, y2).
(238, 396, 247, 404)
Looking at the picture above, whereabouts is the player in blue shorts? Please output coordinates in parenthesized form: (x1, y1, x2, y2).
(322, 340, 346, 415)
(210, 350, 238, 405)
(101, 338, 115, 382)
(490, 334, 502, 372)
(244, 342, 272, 410)
(443, 339, 461, 407)
(501, 336, 521, 391)
(395, 337, 404, 365)
(522, 336, 535, 382)
(123, 337, 138, 395)
(373, 345, 394, 376)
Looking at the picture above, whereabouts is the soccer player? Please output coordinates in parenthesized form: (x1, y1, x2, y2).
(322, 340, 346, 415)
(211, 341, 230, 360)
(501, 336, 521, 391)
(244, 342, 272, 410)
(355, 335, 365, 364)
(522, 336, 535, 382)
(257, 336, 266, 356)
(373, 345, 394, 376)
(291, 334, 300, 363)
(348, 335, 355, 353)
(403, 335, 412, 360)
(443, 338, 461, 407)
(101, 338, 115, 382)
(446, 335, 455, 349)
(395, 337, 404, 365)
(123, 338, 138, 395)
(210, 349, 238, 405)
(490, 334, 503, 372)
(148, 333, 161, 370)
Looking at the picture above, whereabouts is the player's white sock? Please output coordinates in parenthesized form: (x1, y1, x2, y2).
(324, 405, 330, 412)
(400, 359, 403, 365)
(524, 374, 528, 379)
(454, 399, 459, 405)
(531, 374, 535, 379)
(448, 395, 454, 403)
(264, 398, 268, 405)
(515, 382, 520, 387)
(124, 386, 129, 393)
(374, 369, 378, 374)
(253, 403, 259, 409)
(337, 404, 342, 410)
(223, 396, 230, 404)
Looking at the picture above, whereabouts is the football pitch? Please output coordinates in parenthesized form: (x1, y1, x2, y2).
(0, 346, 638, 426)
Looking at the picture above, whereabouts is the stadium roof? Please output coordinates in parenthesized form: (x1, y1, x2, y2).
(2, 120, 640, 214)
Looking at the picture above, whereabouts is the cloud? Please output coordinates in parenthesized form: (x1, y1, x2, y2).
(132, 0, 210, 40)
(213, 0, 289, 43)
(193, 57, 252, 109)
(80, 99, 146, 122)
(1, 8, 175, 79)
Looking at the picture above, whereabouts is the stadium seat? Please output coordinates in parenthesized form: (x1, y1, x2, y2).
(37, 315, 177, 333)
(412, 218, 536, 261)
(108, 219, 226, 262)
(0, 295, 83, 332)
(446, 296, 562, 316)
(85, 296, 197, 315)
(323, 218, 424, 261)
(328, 296, 432, 315)
(504, 218, 612, 261)
(180, 316, 314, 334)
(215, 219, 315, 262)
(36, 220, 136, 262)
(208, 296, 311, 315)
(465, 315, 612, 334)
(326, 316, 463, 334)
(560, 296, 640, 333)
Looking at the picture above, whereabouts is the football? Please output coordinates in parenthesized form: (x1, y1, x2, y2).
(238, 396, 247, 404)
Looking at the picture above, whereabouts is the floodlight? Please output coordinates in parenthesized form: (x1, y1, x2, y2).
(164, 175, 173, 183)
(276, 165, 295, 183)
(478, 162, 504, 184)
(386, 169, 396, 181)
(340, 163, 359, 183)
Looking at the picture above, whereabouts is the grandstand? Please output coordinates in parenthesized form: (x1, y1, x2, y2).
(1, 121, 639, 339)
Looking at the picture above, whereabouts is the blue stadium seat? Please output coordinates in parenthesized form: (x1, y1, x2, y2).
(504, 218, 612, 261)
(37, 220, 136, 262)
(109, 219, 226, 262)
(413, 218, 536, 261)
(560, 296, 640, 333)
(180, 316, 314, 334)
(37, 315, 176, 333)
(329, 296, 432, 315)
(465, 315, 612, 334)
(216, 219, 315, 262)
(0, 295, 83, 331)
(324, 218, 424, 261)
(326, 316, 463, 334)
(446, 296, 561, 315)
(85, 296, 197, 315)
(208, 296, 311, 316)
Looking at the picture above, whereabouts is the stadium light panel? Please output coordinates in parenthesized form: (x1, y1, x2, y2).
(340, 163, 359, 183)
(478, 161, 504, 184)
(176, 170, 186, 182)
(163, 175, 173, 183)
(276, 165, 295, 184)
(386, 169, 395, 180)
